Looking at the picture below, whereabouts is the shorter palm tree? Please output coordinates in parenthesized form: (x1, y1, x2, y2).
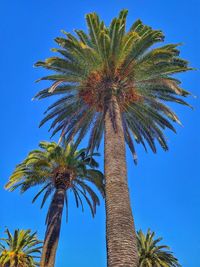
(5, 141, 104, 267)
(137, 229, 181, 267)
(0, 229, 42, 267)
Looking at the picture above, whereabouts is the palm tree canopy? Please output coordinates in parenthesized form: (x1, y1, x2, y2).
(137, 229, 181, 267)
(34, 9, 193, 163)
(0, 229, 42, 267)
(5, 141, 105, 220)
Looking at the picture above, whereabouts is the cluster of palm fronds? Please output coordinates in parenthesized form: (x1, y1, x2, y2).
(0, 229, 42, 267)
(34, 10, 192, 163)
(137, 229, 181, 267)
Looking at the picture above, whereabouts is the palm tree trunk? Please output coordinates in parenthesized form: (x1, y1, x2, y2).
(40, 186, 65, 267)
(104, 96, 138, 267)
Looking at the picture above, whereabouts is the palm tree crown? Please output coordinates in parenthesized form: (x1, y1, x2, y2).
(5, 141, 104, 219)
(34, 9, 192, 162)
(0, 229, 42, 267)
(5, 141, 104, 267)
(137, 229, 181, 267)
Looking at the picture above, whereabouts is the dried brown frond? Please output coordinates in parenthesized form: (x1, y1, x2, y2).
(52, 167, 75, 189)
(79, 69, 143, 112)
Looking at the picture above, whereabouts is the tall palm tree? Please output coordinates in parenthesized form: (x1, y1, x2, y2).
(0, 228, 42, 267)
(137, 229, 181, 267)
(5, 141, 104, 267)
(33, 10, 192, 267)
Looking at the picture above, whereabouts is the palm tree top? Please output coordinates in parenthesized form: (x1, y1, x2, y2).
(5, 141, 105, 220)
(0, 228, 42, 267)
(34, 9, 193, 162)
(137, 229, 181, 267)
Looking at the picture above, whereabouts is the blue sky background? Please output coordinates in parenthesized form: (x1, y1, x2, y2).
(0, 0, 199, 266)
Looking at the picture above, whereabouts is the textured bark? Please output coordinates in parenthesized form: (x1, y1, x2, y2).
(40, 187, 65, 267)
(104, 96, 138, 267)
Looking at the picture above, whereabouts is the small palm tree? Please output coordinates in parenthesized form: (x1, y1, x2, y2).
(0, 229, 42, 267)
(137, 229, 181, 267)
(34, 10, 192, 267)
(5, 141, 104, 267)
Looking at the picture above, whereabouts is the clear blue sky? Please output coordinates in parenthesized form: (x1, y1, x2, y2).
(0, 0, 199, 266)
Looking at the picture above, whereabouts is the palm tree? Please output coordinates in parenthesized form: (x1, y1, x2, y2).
(5, 141, 104, 267)
(137, 229, 181, 267)
(33, 10, 192, 267)
(0, 228, 42, 267)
